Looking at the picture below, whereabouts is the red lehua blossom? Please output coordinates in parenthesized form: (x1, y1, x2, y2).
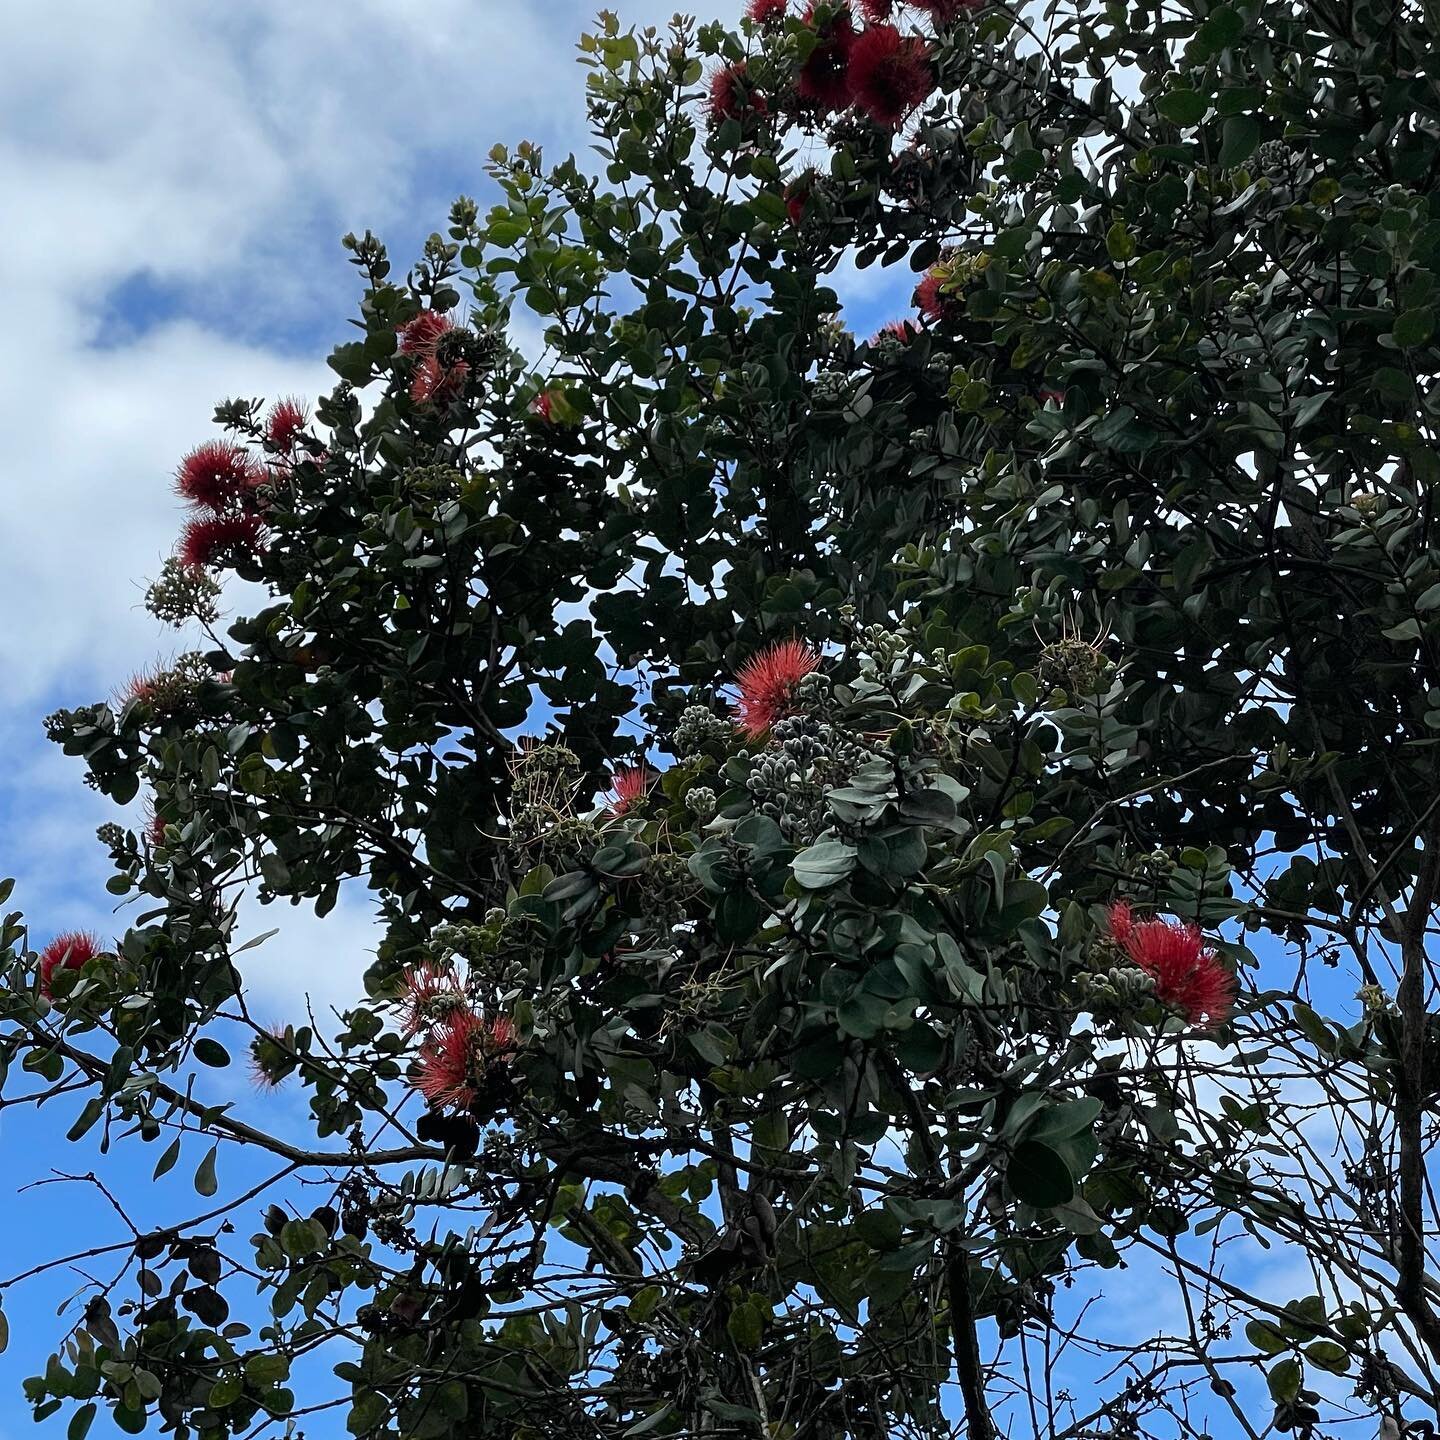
(798, 4, 857, 111)
(709, 61, 766, 123)
(179, 513, 266, 570)
(785, 171, 816, 225)
(412, 1009, 517, 1112)
(858, 0, 895, 16)
(397, 963, 466, 1035)
(530, 389, 554, 422)
(747, 0, 788, 21)
(39, 931, 103, 996)
(914, 0, 981, 20)
(608, 765, 652, 817)
(1111, 907, 1237, 1030)
(871, 318, 920, 345)
(1105, 900, 1135, 945)
(146, 808, 170, 847)
(265, 397, 308, 448)
(846, 23, 933, 126)
(410, 355, 469, 405)
(121, 670, 160, 708)
(413, 1009, 484, 1111)
(914, 269, 956, 322)
(175, 440, 261, 511)
(487, 1015, 518, 1054)
(398, 310, 454, 356)
(736, 638, 820, 737)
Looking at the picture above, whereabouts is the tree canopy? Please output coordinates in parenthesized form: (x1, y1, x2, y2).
(6, 0, 1440, 1435)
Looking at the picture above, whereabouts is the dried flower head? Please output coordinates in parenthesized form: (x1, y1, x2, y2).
(249, 1026, 297, 1089)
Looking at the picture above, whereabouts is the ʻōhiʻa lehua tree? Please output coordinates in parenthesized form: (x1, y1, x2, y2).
(6, 0, 1440, 1435)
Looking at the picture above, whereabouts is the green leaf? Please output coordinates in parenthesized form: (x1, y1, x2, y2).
(208, 1376, 244, 1408)
(194, 1038, 230, 1069)
(1008, 1140, 1075, 1207)
(628, 1286, 663, 1323)
(1156, 89, 1208, 125)
(1246, 1319, 1290, 1356)
(1026, 1097, 1103, 1145)
(726, 1297, 765, 1351)
(1394, 307, 1435, 348)
(194, 1145, 219, 1199)
(1267, 1357, 1303, 1403)
(1197, 5, 1243, 49)
(1219, 115, 1261, 168)
(67, 1097, 105, 1143)
(791, 840, 857, 890)
(68, 1403, 97, 1440)
(1304, 1339, 1350, 1374)
(623, 1402, 675, 1436)
(856, 1207, 904, 1251)
(348, 1391, 389, 1435)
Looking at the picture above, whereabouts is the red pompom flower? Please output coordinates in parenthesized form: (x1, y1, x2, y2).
(399, 312, 468, 403)
(398, 310, 454, 356)
(39, 931, 104, 996)
(914, 0, 982, 21)
(846, 23, 933, 126)
(397, 963, 467, 1035)
(410, 355, 468, 405)
(915, 268, 957, 322)
(1106, 900, 1135, 945)
(871, 318, 920, 345)
(175, 440, 261, 511)
(179, 513, 266, 570)
(608, 765, 652, 817)
(747, 0, 788, 21)
(1106, 904, 1236, 1030)
(265, 398, 308, 449)
(784, 169, 821, 225)
(797, 4, 857, 111)
(412, 1009, 518, 1113)
(859, 0, 895, 17)
(709, 61, 767, 123)
(736, 638, 820, 737)
(121, 670, 160, 708)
